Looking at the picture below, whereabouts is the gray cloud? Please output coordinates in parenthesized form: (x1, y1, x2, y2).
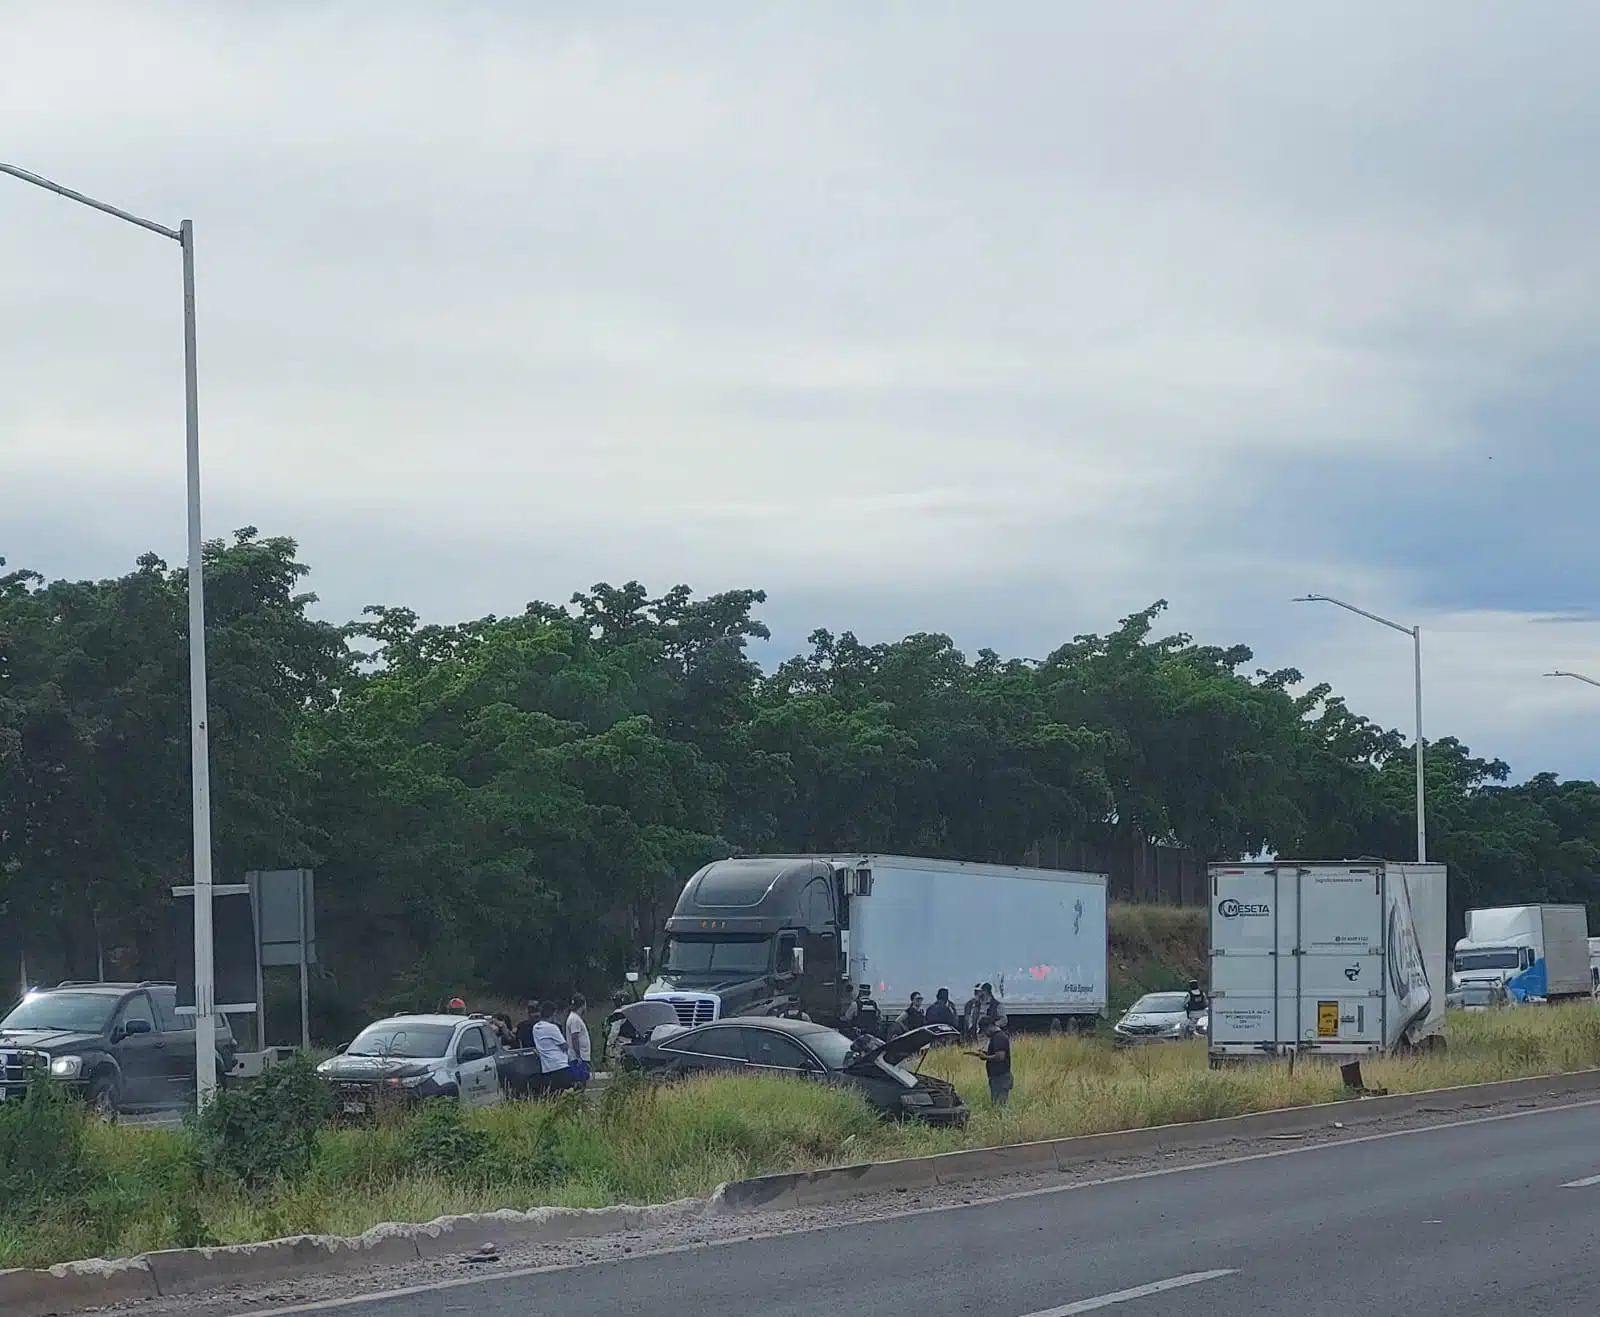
(4, 2, 1600, 778)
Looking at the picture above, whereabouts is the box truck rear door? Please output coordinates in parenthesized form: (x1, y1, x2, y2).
(1210, 869, 1288, 1047)
(1295, 865, 1385, 1047)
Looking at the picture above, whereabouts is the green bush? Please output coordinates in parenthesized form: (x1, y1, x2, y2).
(400, 1100, 491, 1182)
(193, 1054, 335, 1194)
(0, 1079, 87, 1214)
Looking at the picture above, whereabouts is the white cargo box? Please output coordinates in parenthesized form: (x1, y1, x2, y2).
(836, 854, 1108, 1018)
(1208, 861, 1446, 1058)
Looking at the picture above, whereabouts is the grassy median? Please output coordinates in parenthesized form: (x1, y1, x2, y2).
(4, 1004, 1599, 1269)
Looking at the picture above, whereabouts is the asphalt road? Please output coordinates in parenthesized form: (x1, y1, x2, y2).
(247, 1100, 1600, 1317)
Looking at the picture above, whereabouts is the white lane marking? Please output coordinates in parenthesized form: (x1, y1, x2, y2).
(1024, 1270, 1237, 1315)
(234, 1097, 1600, 1317)
(1562, 1174, 1600, 1187)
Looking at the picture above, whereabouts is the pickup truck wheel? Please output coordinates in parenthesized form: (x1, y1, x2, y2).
(87, 1073, 121, 1121)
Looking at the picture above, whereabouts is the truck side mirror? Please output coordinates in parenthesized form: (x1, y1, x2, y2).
(791, 946, 805, 976)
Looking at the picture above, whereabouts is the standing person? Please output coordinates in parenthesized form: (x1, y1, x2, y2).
(967, 1016, 1013, 1107)
(847, 983, 884, 1039)
(446, 996, 468, 1016)
(962, 985, 983, 1040)
(979, 983, 1008, 1029)
(925, 987, 959, 1031)
(565, 994, 593, 1091)
(515, 1000, 540, 1049)
(532, 1000, 572, 1096)
(491, 1013, 517, 1048)
(896, 991, 927, 1035)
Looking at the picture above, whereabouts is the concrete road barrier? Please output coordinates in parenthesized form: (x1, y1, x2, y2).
(0, 1257, 160, 1317)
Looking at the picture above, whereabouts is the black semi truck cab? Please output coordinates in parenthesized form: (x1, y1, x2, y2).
(644, 856, 870, 1028)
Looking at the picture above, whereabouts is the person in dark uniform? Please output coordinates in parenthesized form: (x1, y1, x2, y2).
(925, 987, 960, 1031)
(1183, 979, 1208, 1016)
(968, 1017, 1013, 1106)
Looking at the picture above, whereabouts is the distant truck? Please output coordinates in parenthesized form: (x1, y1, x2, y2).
(645, 854, 1108, 1031)
(1208, 860, 1447, 1060)
(1452, 905, 1591, 1002)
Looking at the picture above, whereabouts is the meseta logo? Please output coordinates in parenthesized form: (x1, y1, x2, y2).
(1217, 898, 1271, 918)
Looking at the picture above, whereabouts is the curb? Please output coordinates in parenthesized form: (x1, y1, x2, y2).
(709, 1066, 1600, 1211)
(4, 1068, 1598, 1315)
(0, 1199, 708, 1317)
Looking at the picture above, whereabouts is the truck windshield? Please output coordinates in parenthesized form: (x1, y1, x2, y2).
(1456, 949, 1521, 972)
(663, 937, 771, 975)
(346, 1023, 455, 1058)
(0, 992, 115, 1034)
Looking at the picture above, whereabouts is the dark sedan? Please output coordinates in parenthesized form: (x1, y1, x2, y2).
(621, 1016, 968, 1125)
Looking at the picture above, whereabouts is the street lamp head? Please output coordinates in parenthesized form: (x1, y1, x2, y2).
(1291, 595, 1326, 604)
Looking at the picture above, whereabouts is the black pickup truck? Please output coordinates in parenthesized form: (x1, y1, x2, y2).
(0, 981, 237, 1116)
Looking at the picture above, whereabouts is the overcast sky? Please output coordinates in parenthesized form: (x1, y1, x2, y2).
(3, 3, 1599, 780)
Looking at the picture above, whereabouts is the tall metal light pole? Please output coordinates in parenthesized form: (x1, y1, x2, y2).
(1, 162, 218, 1104)
(1294, 595, 1426, 864)
(1546, 670, 1600, 691)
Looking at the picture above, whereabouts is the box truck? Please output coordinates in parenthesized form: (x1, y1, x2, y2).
(645, 854, 1107, 1029)
(1208, 860, 1447, 1060)
(1452, 905, 1591, 1001)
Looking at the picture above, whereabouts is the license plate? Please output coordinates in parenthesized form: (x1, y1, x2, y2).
(343, 1100, 367, 1114)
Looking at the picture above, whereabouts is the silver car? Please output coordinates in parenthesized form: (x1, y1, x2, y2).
(1112, 991, 1207, 1045)
(317, 1014, 505, 1116)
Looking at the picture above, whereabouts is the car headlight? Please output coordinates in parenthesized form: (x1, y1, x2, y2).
(50, 1055, 83, 1079)
(1162, 1022, 1186, 1036)
(899, 1091, 935, 1107)
(385, 1073, 431, 1089)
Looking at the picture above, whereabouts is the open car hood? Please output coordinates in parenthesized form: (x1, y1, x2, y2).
(868, 1023, 958, 1066)
(607, 1000, 681, 1039)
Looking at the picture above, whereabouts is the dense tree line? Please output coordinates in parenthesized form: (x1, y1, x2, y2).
(3, 531, 1598, 1029)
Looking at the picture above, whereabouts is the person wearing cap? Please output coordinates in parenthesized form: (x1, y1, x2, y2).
(967, 1015, 1013, 1107)
(1183, 979, 1208, 1016)
(979, 982, 1007, 1030)
(446, 996, 467, 1015)
(962, 985, 983, 1040)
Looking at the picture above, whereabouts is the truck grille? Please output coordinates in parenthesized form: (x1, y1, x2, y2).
(0, 1049, 44, 1095)
(665, 999, 717, 1027)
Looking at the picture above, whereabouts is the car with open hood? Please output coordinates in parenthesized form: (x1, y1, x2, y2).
(620, 1016, 967, 1125)
(1111, 991, 1207, 1045)
(317, 1013, 504, 1116)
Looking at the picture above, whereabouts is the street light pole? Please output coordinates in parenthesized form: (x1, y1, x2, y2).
(1546, 670, 1600, 691)
(1, 162, 218, 1105)
(1294, 594, 1427, 864)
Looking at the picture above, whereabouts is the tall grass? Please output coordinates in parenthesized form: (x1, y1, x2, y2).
(4, 1004, 1598, 1270)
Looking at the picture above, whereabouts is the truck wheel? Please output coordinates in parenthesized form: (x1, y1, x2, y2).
(87, 1072, 121, 1121)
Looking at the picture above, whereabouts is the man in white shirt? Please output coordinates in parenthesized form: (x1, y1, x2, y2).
(531, 1000, 572, 1096)
(566, 993, 593, 1090)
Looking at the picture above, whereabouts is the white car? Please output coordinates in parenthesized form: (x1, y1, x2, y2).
(317, 1014, 505, 1116)
(1112, 992, 1208, 1045)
